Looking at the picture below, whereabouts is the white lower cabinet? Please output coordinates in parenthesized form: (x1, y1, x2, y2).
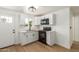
(20, 31, 38, 45)
(46, 31, 56, 46)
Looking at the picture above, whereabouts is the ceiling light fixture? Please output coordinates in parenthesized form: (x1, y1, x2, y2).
(28, 6, 39, 12)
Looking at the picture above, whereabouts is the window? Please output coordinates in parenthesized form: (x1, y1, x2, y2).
(25, 18, 29, 24)
(0, 16, 12, 23)
(25, 18, 32, 24)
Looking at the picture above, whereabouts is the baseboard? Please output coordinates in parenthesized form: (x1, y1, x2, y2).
(56, 42, 71, 49)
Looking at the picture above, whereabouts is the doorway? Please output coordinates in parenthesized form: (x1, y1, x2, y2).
(71, 15, 79, 48)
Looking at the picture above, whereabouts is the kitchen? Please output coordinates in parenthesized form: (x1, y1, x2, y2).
(20, 11, 56, 46)
(0, 6, 79, 51)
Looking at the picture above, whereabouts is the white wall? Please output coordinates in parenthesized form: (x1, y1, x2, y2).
(54, 8, 71, 49)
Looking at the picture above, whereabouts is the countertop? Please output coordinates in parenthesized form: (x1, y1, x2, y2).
(20, 30, 55, 33)
(20, 30, 38, 33)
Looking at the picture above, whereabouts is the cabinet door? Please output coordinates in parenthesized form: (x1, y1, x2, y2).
(49, 14, 53, 25)
(50, 14, 56, 25)
(26, 32, 35, 43)
(33, 17, 37, 25)
(20, 33, 28, 45)
(46, 31, 55, 46)
(20, 14, 26, 25)
(20, 32, 33, 45)
(34, 17, 41, 25)
(26, 32, 38, 43)
(32, 32, 38, 41)
(37, 17, 41, 25)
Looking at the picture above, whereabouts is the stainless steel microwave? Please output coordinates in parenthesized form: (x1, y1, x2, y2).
(41, 18, 49, 25)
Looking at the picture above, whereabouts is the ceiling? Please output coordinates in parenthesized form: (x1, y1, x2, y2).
(25, 6, 68, 16)
(0, 6, 24, 12)
(0, 6, 79, 15)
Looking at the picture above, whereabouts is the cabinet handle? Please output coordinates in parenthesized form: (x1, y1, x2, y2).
(13, 29, 15, 33)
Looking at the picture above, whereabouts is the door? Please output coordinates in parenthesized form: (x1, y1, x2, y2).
(0, 15, 15, 48)
(73, 16, 79, 42)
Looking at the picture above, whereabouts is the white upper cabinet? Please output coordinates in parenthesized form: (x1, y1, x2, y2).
(40, 13, 56, 25)
(33, 17, 41, 25)
(20, 14, 33, 25)
(33, 13, 56, 26)
(47, 13, 56, 25)
(20, 14, 26, 25)
(49, 14, 55, 25)
(52, 14, 56, 25)
(49, 14, 53, 25)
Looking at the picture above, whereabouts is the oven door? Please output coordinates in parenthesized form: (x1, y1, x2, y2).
(39, 31, 46, 44)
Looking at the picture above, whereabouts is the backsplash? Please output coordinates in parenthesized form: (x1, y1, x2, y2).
(34, 25, 56, 31)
